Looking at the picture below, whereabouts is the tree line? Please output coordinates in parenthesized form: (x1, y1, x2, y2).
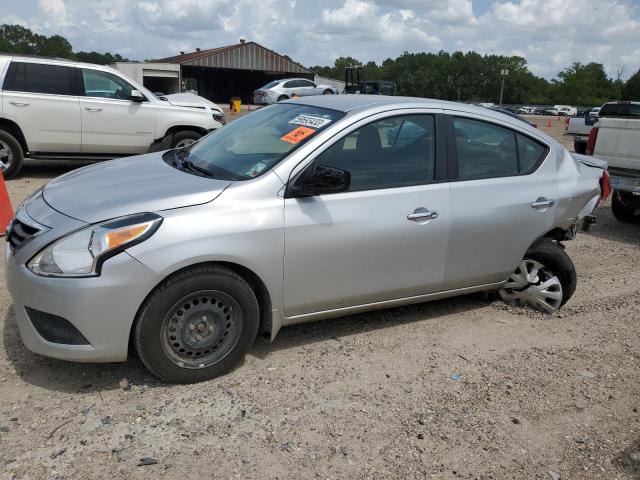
(312, 52, 640, 106)
(1, 23, 638, 105)
(0, 24, 128, 66)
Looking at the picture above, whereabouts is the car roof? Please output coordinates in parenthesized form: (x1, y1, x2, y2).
(0, 53, 115, 71)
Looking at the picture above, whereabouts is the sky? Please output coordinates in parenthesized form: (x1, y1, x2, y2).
(1, 0, 639, 80)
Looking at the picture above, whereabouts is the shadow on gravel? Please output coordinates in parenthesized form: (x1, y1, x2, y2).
(585, 204, 640, 247)
(250, 292, 489, 360)
(3, 293, 490, 392)
(614, 438, 640, 479)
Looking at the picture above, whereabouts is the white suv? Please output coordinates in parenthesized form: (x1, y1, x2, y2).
(0, 55, 225, 178)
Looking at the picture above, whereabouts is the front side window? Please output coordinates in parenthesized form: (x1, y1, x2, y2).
(298, 79, 315, 87)
(179, 103, 344, 180)
(4, 62, 73, 95)
(312, 114, 436, 192)
(81, 69, 136, 100)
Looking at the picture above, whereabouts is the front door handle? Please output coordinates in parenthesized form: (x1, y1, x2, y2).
(531, 197, 555, 210)
(9, 102, 29, 107)
(84, 107, 103, 112)
(407, 208, 439, 221)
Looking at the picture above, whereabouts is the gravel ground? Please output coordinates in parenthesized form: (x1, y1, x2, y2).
(0, 116, 639, 480)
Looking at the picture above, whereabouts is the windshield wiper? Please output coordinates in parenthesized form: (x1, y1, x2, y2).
(182, 159, 214, 177)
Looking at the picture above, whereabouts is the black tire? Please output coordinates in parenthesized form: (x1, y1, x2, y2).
(277, 95, 289, 102)
(524, 238, 576, 307)
(170, 130, 202, 149)
(0, 129, 24, 179)
(611, 190, 639, 222)
(573, 138, 587, 155)
(323, 89, 334, 95)
(134, 265, 260, 383)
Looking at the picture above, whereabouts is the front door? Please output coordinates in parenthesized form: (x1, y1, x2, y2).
(442, 113, 558, 290)
(283, 112, 450, 318)
(79, 68, 157, 154)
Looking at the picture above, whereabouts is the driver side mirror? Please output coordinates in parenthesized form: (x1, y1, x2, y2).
(130, 89, 145, 102)
(286, 165, 351, 198)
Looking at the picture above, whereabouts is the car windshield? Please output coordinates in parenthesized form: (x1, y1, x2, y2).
(179, 104, 345, 180)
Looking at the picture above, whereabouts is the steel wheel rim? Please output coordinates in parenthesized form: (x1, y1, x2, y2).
(499, 259, 563, 313)
(160, 290, 243, 369)
(0, 140, 13, 171)
(174, 138, 197, 148)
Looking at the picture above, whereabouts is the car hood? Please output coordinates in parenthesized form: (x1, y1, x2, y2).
(42, 152, 232, 223)
(164, 93, 222, 113)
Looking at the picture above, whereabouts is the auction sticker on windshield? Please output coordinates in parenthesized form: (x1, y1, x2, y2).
(281, 126, 316, 144)
(289, 114, 332, 129)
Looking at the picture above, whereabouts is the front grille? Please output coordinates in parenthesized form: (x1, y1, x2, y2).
(26, 307, 90, 345)
(7, 216, 41, 250)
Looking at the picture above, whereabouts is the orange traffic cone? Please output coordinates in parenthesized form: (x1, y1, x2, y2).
(546, 118, 553, 128)
(0, 172, 14, 236)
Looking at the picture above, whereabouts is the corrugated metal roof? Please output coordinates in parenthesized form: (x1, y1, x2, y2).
(152, 42, 311, 74)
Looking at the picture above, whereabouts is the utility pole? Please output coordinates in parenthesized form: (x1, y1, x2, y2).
(499, 69, 509, 107)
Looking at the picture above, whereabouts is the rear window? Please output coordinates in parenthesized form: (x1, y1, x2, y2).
(3, 62, 74, 95)
(598, 103, 640, 118)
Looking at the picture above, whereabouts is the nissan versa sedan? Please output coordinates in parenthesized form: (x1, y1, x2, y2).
(5, 96, 610, 383)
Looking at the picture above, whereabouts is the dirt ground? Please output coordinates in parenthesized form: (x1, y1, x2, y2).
(0, 116, 639, 480)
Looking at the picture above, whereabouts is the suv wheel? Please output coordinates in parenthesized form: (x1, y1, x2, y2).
(0, 130, 24, 179)
(134, 265, 260, 383)
(611, 190, 639, 223)
(499, 239, 576, 313)
(171, 130, 202, 149)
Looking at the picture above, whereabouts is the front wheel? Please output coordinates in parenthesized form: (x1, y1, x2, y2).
(611, 190, 639, 223)
(499, 239, 576, 313)
(171, 130, 202, 149)
(134, 265, 260, 383)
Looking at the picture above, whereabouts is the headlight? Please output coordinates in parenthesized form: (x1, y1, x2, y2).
(27, 213, 162, 277)
(212, 111, 226, 125)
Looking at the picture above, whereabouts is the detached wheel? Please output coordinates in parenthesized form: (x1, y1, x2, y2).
(499, 239, 576, 313)
(611, 190, 639, 223)
(0, 130, 24, 179)
(171, 130, 202, 149)
(134, 265, 259, 383)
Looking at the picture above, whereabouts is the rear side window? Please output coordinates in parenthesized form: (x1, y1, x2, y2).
(4, 62, 74, 95)
(517, 134, 546, 173)
(598, 102, 640, 118)
(453, 117, 547, 179)
(283, 80, 296, 88)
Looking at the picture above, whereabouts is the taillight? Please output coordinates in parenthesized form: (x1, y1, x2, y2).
(586, 126, 599, 155)
(599, 170, 611, 205)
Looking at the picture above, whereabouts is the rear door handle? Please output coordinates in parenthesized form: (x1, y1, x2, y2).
(84, 107, 103, 112)
(531, 197, 555, 209)
(407, 208, 439, 221)
(9, 102, 29, 107)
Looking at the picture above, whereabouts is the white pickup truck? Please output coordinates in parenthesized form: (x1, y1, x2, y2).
(0, 55, 225, 178)
(584, 101, 640, 221)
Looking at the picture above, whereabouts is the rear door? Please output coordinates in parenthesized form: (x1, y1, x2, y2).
(79, 68, 157, 154)
(442, 112, 557, 290)
(283, 110, 450, 318)
(2, 61, 81, 152)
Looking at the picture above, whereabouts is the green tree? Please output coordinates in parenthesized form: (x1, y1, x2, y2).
(622, 69, 640, 100)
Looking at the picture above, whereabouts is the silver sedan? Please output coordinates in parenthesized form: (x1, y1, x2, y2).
(5, 96, 609, 383)
(253, 78, 338, 104)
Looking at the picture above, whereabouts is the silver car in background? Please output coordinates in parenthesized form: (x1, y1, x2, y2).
(253, 78, 338, 104)
(5, 96, 609, 383)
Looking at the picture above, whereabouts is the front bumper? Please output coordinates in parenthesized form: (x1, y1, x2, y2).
(5, 231, 158, 363)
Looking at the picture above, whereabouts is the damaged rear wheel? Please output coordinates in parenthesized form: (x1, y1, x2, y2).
(499, 239, 576, 313)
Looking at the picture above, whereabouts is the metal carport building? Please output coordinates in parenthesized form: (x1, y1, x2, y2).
(152, 40, 314, 104)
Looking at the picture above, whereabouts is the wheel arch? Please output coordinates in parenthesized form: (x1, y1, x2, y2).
(129, 260, 274, 351)
(163, 125, 209, 140)
(0, 118, 28, 153)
